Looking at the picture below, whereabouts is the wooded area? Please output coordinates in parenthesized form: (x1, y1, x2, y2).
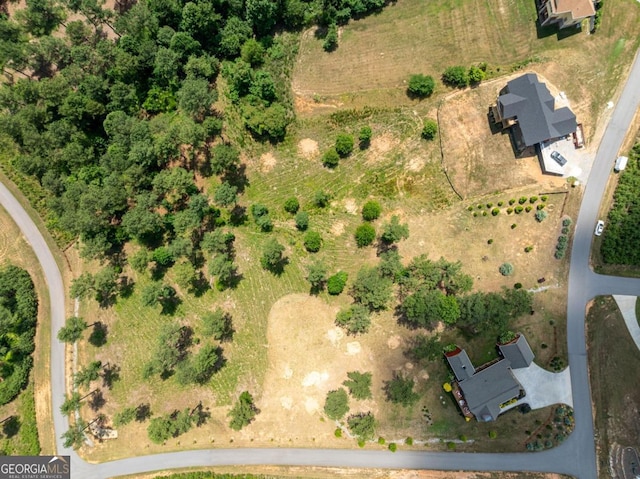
(0, 264, 37, 405)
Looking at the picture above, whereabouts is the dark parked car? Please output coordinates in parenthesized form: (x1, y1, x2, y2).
(551, 150, 567, 166)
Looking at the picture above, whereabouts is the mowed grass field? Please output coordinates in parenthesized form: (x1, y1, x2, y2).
(588, 296, 640, 479)
(293, 0, 640, 130)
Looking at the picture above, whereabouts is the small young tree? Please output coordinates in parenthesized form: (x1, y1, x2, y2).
(129, 249, 150, 273)
(361, 201, 381, 221)
(201, 308, 233, 340)
(499, 263, 514, 276)
(358, 126, 372, 148)
(335, 134, 355, 157)
(73, 360, 103, 389)
(323, 23, 338, 51)
(335, 304, 371, 334)
(284, 197, 300, 214)
(407, 74, 435, 98)
(327, 271, 348, 295)
(307, 262, 327, 292)
(535, 210, 548, 222)
(313, 190, 330, 208)
(350, 266, 392, 311)
(343, 371, 372, 399)
(422, 119, 438, 140)
(468, 65, 486, 84)
(58, 316, 88, 344)
(384, 374, 419, 406)
(173, 261, 197, 290)
(303, 231, 322, 252)
(295, 211, 309, 231)
(213, 181, 238, 207)
(354, 223, 376, 247)
(229, 391, 258, 430)
(347, 412, 376, 441)
(380, 215, 409, 245)
(322, 148, 340, 168)
(442, 65, 469, 88)
(324, 388, 349, 420)
(260, 238, 286, 273)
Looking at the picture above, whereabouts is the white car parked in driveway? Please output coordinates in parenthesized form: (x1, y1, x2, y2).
(595, 220, 604, 236)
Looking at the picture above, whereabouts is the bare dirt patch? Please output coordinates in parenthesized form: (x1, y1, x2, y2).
(257, 294, 379, 443)
(439, 73, 568, 199)
(366, 133, 399, 164)
(298, 138, 320, 159)
(260, 152, 277, 173)
(343, 198, 358, 215)
(330, 221, 346, 236)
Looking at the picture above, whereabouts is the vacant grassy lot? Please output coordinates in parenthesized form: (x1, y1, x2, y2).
(0, 204, 52, 455)
(588, 296, 640, 479)
(293, 0, 640, 140)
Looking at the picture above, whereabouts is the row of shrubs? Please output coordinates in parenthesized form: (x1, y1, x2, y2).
(407, 64, 489, 99)
(469, 196, 548, 211)
(555, 218, 573, 259)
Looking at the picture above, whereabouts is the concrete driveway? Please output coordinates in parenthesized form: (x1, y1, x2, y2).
(511, 362, 573, 410)
(613, 295, 640, 351)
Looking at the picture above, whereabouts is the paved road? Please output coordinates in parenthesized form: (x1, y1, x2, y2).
(1, 51, 639, 479)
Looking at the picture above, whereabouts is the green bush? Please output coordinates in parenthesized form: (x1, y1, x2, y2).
(303, 231, 322, 252)
(335, 134, 355, 157)
(482, 211, 487, 216)
(486, 203, 493, 208)
(511, 223, 517, 229)
(388, 442, 397, 452)
(487, 239, 493, 244)
(334, 428, 342, 438)
(535, 210, 548, 222)
(524, 246, 533, 252)
(284, 197, 300, 214)
(327, 271, 348, 295)
(555, 250, 565, 259)
(355, 223, 376, 247)
(422, 119, 438, 140)
(362, 201, 382, 221)
(447, 441, 456, 450)
(378, 437, 385, 445)
(491, 208, 500, 216)
(529, 196, 538, 203)
(509, 198, 516, 205)
(525, 205, 532, 212)
(499, 263, 514, 276)
(313, 190, 331, 208)
(519, 196, 527, 204)
(295, 211, 309, 231)
(562, 218, 572, 227)
(442, 65, 469, 88)
(507, 207, 513, 214)
(467, 205, 474, 211)
(324, 388, 349, 420)
(497, 201, 504, 206)
(541, 195, 548, 202)
(407, 74, 436, 98)
(405, 436, 413, 445)
(561, 227, 569, 234)
(537, 204, 545, 210)
(468, 65, 486, 84)
(489, 430, 497, 439)
(515, 206, 523, 214)
(459, 434, 467, 442)
(322, 148, 340, 168)
(359, 126, 373, 147)
(514, 282, 522, 289)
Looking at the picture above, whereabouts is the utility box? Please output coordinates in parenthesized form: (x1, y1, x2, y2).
(614, 156, 628, 172)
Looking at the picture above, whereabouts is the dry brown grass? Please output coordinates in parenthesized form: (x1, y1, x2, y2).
(588, 296, 640, 478)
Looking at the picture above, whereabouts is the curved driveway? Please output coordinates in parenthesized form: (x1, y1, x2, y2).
(1, 50, 640, 479)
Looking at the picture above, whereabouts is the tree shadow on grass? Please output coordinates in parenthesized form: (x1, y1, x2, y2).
(89, 322, 108, 347)
(101, 362, 120, 389)
(2, 416, 20, 438)
(135, 403, 152, 422)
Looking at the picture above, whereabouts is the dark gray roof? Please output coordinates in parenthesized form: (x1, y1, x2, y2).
(445, 349, 475, 381)
(498, 73, 577, 147)
(458, 360, 522, 422)
(499, 334, 535, 369)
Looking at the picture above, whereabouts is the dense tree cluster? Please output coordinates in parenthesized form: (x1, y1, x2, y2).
(0, 265, 37, 405)
(601, 143, 640, 265)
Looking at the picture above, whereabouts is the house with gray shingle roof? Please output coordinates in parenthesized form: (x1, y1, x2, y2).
(445, 334, 534, 422)
(491, 73, 577, 153)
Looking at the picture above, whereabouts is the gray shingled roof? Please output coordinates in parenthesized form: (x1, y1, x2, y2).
(458, 360, 522, 422)
(445, 349, 475, 381)
(499, 334, 535, 369)
(498, 73, 577, 147)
